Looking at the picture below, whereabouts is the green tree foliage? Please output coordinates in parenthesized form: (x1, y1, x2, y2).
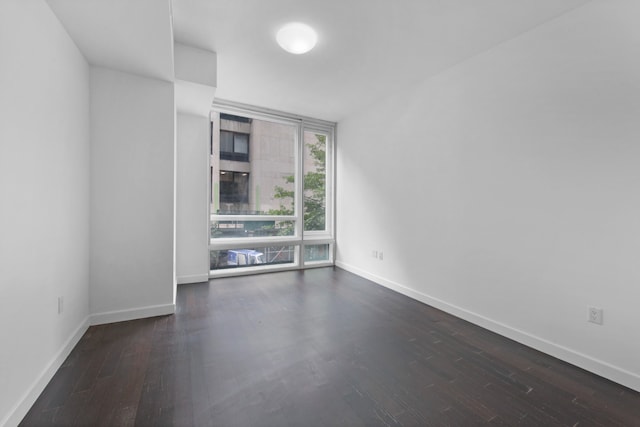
(268, 134, 326, 232)
(303, 134, 326, 231)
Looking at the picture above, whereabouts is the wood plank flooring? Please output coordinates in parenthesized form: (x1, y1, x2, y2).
(21, 267, 640, 426)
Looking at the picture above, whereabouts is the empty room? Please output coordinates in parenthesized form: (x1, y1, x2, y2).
(1, 0, 639, 425)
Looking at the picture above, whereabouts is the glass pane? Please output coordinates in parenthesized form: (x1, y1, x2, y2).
(220, 131, 233, 153)
(234, 134, 249, 154)
(219, 171, 249, 204)
(304, 244, 330, 262)
(212, 113, 296, 215)
(303, 131, 327, 231)
(211, 219, 295, 239)
(210, 246, 296, 270)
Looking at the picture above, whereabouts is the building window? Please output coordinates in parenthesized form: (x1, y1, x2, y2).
(220, 131, 249, 162)
(220, 171, 249, 204)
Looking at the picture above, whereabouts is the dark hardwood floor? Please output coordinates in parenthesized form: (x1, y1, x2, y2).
(21, 267, 640, 426)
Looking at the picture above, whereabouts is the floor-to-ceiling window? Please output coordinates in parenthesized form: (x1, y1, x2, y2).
(209, 103, 335, 276)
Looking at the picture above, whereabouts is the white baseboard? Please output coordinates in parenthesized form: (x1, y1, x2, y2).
(3, 304, 177, 427)
(335, 261, 640, 392)
(90, 303, 175, 326)
(177, 273, 209, 285)
(2, 316, 90, 427)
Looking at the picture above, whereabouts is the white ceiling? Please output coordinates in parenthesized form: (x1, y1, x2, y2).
(171, 0, 590, 121)
(46, 0, 174, 82)
(47, 0, 592, 122)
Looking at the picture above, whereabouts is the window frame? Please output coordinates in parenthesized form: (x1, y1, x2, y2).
(301, 126, 334, 239)
(209, 101, 336, 277)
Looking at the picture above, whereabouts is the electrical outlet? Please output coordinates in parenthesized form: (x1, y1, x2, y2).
(588, 306, 603, 325)
(58, 297, 64, 315)
(372, 250, 378, 258)
(378, 251, 383, 260)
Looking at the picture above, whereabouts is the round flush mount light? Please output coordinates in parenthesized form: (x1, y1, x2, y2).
(276, 22, 318, 54)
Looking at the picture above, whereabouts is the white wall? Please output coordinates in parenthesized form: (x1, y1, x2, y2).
(90, 67, 176, 323)
(176, 113, 210, 284)
(337, 0, 640, 391)
(174, 43, 217, 88)
(0, 1, 91, 425)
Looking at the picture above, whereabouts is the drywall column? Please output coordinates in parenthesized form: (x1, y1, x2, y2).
(176, 113, 210, 283)
(175, 43, 217, 283)
(90, 67, 176, 323)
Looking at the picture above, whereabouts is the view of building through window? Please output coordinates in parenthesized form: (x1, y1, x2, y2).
(209, 109, 333, 273)
(211, 113, 296, 216)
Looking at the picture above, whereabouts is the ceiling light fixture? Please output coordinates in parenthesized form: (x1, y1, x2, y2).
(276, 22, 317, 54)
